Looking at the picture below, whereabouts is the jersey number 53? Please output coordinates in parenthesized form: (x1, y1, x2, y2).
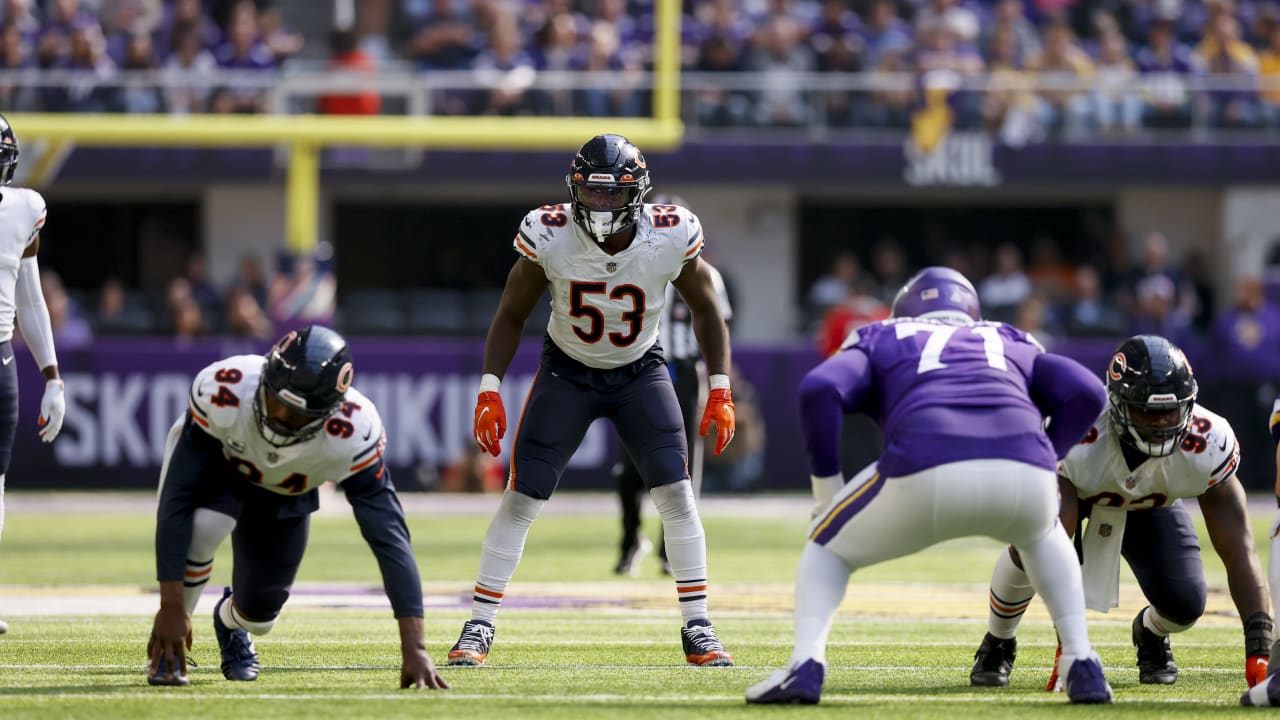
(569, 282, 646, 347)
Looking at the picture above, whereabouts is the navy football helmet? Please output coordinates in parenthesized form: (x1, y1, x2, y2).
(566, 134, 651, 242)
(1106, 335, 1197, 457)
(890, 266, 982, 324)
(254, 325, 354, 447)
(0, 114, 19, 186)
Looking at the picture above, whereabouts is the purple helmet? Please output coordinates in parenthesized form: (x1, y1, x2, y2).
(890, 266, 982, 323)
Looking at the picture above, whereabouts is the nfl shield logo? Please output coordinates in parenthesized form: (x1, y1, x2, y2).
(1124, 476, 1137, 490)
(267, 451, 279, 463)
(1099, 523, 1112, 538)
(606, 261, 617, 273)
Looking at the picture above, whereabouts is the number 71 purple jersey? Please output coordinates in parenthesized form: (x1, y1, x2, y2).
(840, 318, 1059, 477)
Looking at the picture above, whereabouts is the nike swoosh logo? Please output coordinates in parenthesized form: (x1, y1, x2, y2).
(1, 355, 12, 365)
(363, 428, 372, 441)
(1220, 436, 1229, 452)
(779, 674, 797, 691)
(478, 407, 490, 422)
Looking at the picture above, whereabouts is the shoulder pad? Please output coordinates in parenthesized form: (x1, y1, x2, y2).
(14, 188, 45, 242)
(189, 355, 262, 432)
(515, 204, 572, 262)
(992, 322, 1045, 353)
(1186, 405, 1239, 489)
(334, 388, 387, 480)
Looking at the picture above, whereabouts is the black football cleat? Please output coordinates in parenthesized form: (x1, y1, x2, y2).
(970, 633, 1017, 687)
(1132, 607, 1177, 685)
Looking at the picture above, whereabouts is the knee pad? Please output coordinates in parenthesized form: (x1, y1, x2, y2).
(189, 508, 236, 563)
(651, 480, 698, 525)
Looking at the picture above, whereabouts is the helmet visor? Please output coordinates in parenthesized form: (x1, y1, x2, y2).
(571, 183, 639, 212)
(255, 385, 328, 446)
(1126, 401, 1190, 444)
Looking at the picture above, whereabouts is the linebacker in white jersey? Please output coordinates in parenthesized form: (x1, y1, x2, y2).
(0, 115, 67, 636)
(146, 326, 447, 691)
(971, 335, 1270, 692)
(453, 134, 736, 668)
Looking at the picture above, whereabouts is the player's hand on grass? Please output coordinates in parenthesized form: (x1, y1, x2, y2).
(401, 646, 449, 690)
(147, 605, 192, 682)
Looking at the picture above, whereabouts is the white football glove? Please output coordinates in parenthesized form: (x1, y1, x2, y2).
(38, 378, 64, 443)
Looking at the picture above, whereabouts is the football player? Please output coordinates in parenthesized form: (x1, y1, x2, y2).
(0, 113, 67, 636)
(454, 134, 736, 668)
(612, 193, 733, 577)
(971, 335, 1268, 693)
(146, 326, 448, 690)
(1237, 392, 1280, 707)
(747, 267, 1113, 705)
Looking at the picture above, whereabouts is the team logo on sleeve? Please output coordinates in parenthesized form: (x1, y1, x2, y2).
(1108, 352, 1127, 381)
(336, 362, 354, 393)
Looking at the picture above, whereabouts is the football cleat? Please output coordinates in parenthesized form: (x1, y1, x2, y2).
(447, 619, 495, 666)
(682, 618, 733, 666)
(614, 537, 653, 577)
(746, 659, 825, 705)
(1242, 672, 1280, 706)
(146, 654, 191, 687)
(213, 587, 260, 681)
(1063, 655, 1113, 704)
(970, 633, 1016, 687)
(1132, 607, 1177, 684)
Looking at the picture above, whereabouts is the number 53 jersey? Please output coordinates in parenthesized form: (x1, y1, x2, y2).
(186, 355, 386, 495)
(1060, 404, 1239, 507)
(514, 202, 703, 369)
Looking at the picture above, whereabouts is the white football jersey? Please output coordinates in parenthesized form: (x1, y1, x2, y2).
(1059, 403, 1240, 509)
(0, 187, 45, 342)
(514, 202, 704, 369)
(187, 354, 386, 496)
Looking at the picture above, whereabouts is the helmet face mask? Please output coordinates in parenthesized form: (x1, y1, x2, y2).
(0, 113, 19, 186)
(566, 134, 651, 243)
(1106, 335, 1197, 457)
(253, 326, 354, 448)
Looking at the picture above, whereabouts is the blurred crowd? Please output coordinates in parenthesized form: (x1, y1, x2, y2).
(2, 0, 1280, 131)
(37, 247, 337, 351)
(807, 228, 1280, 390)
(0, 0, 301, 113)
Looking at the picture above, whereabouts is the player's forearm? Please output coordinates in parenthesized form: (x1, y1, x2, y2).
(689, 311, 729, 377)
(157, 580, 186, 610)
(481, 313, 524, 379)
(1225, 554, 1271, 619)
(397, 615, 427, 656)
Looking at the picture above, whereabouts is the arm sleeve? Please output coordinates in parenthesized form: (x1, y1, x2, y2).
(342, 463, 424, 618)
(1029, 352, 1107, 460)
(15, 256, 57, 370)
(797, 348, 875, 477)
(155, 418, 224, 582)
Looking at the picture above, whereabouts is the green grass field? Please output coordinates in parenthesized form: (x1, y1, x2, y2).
(0, 491, 1273, 719)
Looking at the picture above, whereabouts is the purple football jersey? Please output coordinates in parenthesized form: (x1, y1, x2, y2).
(827, 318, 1056, 477)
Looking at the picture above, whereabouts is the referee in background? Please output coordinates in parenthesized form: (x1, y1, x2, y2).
(613, 194, 734, 576)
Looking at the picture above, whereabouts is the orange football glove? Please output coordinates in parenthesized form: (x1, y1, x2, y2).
(474, 391, 506, 457)
(1247, 655, 1269, 687)
(699, 384, 735, 456)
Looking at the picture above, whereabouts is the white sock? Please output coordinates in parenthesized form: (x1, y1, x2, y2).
(651, 480, 709, 623)
(0, 473, 6, 543)
(184, 508, 236, 615)
(1144, 606, 1194, 636)
(1019, 528, 1090, 658)
(471, 490, 545, 624)
(218, 592, 275, 635)
(986, 547, 1036, 639)
(789, 542, 849, 667)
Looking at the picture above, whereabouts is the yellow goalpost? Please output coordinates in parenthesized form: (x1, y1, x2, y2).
(4, 0, 684, 254)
